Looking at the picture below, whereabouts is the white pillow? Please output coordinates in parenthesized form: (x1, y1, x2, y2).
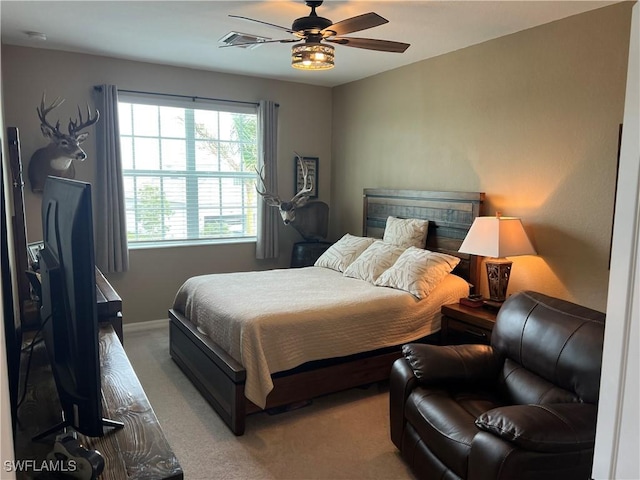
(314, 234, 375, 272)
(343, 241, 405, 283)
(375, 247, 461, 299)
(383, 216, 429, 249)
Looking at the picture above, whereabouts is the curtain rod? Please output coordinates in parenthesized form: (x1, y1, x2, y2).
(93, 86, 278, 107)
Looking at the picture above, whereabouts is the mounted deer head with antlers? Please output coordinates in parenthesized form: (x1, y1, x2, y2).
(28, 93, 100, 193)
(256, 154, 313, 225)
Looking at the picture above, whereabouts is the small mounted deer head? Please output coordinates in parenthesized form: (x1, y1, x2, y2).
(28, 93, 100, 193)
(256, 154, 313, 225)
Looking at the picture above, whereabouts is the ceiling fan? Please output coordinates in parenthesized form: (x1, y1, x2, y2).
(224, 1, 410, 70)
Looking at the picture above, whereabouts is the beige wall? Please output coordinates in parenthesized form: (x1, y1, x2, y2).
(0, 2, 632, 320)
(1, 46, 332, 323)
(331, 3, 633, 312)
(1, 53, 17, 479)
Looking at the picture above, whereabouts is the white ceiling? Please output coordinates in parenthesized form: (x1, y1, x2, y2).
(0, 1, 617, 88)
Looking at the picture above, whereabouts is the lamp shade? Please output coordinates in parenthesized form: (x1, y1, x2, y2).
(291, 43, 335, 70)
(459, 216, 536, 258)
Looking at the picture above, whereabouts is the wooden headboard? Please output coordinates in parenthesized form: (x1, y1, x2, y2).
(362, 189, 485, 290)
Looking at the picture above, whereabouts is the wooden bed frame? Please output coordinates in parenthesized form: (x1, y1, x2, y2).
(169, 189, 485, 435)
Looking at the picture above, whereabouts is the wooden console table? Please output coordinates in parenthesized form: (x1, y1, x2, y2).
(14, 325, 183, 479)
(95, 268, 123, 343)
(25, 266, 123, 343)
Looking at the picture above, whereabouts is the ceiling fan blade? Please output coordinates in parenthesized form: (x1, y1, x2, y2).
(229, 15, 294, 34)
(219, 38, 300, 48)
(326, 37, 410, 53)
(323, 12, 388, 36)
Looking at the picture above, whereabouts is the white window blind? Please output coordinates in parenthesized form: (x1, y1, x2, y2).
(118, 94, 258, 246)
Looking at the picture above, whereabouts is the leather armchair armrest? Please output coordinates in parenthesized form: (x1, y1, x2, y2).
(475, 403, 598, 453)
(389, 357, 418, 450)
(401, 343, 500, 384)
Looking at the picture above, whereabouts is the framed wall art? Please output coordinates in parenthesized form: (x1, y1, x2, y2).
(294, 156, 318, 198)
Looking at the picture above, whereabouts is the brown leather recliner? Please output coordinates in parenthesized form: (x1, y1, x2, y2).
(390, 291, 605, 480)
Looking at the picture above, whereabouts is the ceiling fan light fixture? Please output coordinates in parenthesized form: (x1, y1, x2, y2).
(291, 43, 334, 70)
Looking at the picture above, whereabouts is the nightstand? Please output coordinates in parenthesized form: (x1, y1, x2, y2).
(441, 303, 498, 345)
(290, 241, 332, 268)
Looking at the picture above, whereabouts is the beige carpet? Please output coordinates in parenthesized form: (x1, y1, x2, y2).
(123, 322, 415, 480)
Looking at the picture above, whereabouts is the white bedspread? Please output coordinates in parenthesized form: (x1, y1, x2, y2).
(172, 266, 468, 408)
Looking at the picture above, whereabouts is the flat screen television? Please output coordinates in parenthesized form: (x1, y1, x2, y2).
(37, 176, 123, 438)
(1, 153, 21, 438)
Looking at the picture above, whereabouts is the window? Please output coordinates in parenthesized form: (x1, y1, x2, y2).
(118, 96, 258, 246)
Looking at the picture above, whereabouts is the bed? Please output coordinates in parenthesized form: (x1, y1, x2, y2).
(169, 189, 485, 435)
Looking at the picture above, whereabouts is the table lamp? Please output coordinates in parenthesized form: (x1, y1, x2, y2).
(459, 213, 536, 306)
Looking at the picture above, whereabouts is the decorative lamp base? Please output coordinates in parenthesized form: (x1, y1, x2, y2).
(485, 257, 513, 302)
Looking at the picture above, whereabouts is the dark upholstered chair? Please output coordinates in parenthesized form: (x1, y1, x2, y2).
(390, 291, 605, 480)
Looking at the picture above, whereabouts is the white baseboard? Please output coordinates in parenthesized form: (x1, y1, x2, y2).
(123, 318, 169, 334)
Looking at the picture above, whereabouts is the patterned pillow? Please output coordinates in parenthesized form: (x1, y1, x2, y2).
(343, 241, 406, 283)
(375, 247, 460, 299)
(383, 216, 429, 248)
(314, 234, 376, 272)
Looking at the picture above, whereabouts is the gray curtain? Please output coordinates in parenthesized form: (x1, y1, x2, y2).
(94, 84, 129, 272)
(256, 100, 279, 259)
